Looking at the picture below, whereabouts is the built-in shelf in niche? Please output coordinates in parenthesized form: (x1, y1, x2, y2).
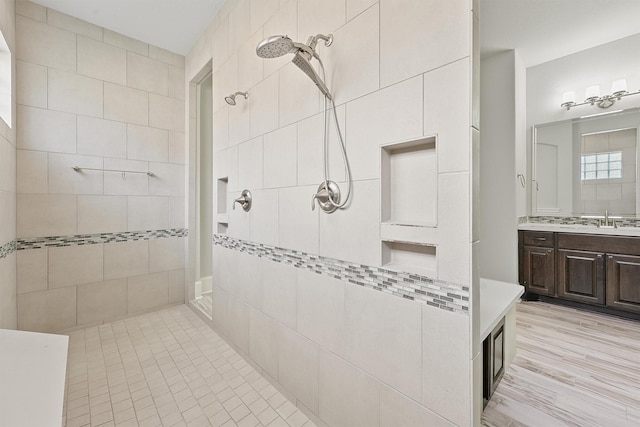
(382, 240, 437, 277)
(381, 136, 437, 227)
(217, 177, 228, 214)
(217, 223, 228, 234)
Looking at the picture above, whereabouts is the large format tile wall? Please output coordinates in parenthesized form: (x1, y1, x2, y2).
(0, 0, 16, 329)
(186, 1, 479, 426)
(14, 1, 187, 332)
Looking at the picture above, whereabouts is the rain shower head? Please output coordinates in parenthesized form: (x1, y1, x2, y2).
(225, 91, 248, 106)
(257, 33, 334, 99)
(256, 35, 296, 58)
(292, 52, 332, 99)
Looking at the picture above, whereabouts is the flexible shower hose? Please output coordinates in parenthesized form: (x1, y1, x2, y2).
(318, 56, 352, 210)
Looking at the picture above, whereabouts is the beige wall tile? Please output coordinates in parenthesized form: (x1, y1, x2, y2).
(149, 45, 184, 68)
(0, 140, 15, 192)
(262, 260, 296, 329)
(127, 124, 169, 162)
(227, 295, 250, 353)
(127, 52, 169, 96)
(127, 271, 169, 314)
(168, 66, 185, 101)
(77, 36, 127, 85)
(0, 254, 17, 329)
(103, 29, 148, 56)
(149, 236, 185, 273)
(276, 62, 321, 127)
(48, 153, 103, 195)
(77, 195, 128, 234)
(17, 287, 77, 332)
(249, 73, 278, 138)
(17, 149, 47, 193)
(16, 60, 47, 108)
(296, 269, 346, 356)
(149, 94, 184, 132)
(0, 191, 16, 244)
(77, 116, 127, 159)
(278, 326, 320, 414)
(47, 68, 103, 117)
(17, 194, 77, 237)
(380, 385, 454, 427)
(344, 284, 423, 401)
(168, 269, 184, 304)
(168, 131, 185, 164)
(249, 308, 279, 378)
(380, 0, 470, 87)
(127, 196, 169, 231)
(104, 82, 149, 126)
(319, 349, 380, 427)
(17, 105, 76, 153)
(16, 16, 76, 71)
(346, 0, 377, 21)
(48, 243, 103, 288)
(103, 158, 149, 196)
(77, 279, 127, 325)
(148, 162, 185, 196)
(47, 9, 102, 40)
(169, 197, 185, 229)
(263, 124, 296, 189)
(16, 1, 46, 21)
(16, 248, 48, 294)
(422, 305, 471, 426)
(104, 240, 149, 280)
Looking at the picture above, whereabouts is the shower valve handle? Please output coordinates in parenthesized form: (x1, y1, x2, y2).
(233, 189, 252, 212)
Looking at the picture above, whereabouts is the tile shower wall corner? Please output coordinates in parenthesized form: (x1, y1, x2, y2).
(15, 4, 187, 332)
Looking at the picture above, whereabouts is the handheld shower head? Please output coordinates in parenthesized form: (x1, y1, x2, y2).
(292, 52, 332, 99)
(225, 91, 248, 106)
(256, 35, 295, 58)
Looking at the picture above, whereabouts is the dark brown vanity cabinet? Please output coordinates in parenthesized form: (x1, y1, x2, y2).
(557, 249, 605, 305)
(519, 231, 555, 296)
(607, 254, 640, 314)
(519, 230, 640, 317)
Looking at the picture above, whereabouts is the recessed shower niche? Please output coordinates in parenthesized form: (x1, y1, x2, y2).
(382, 241, 437, 276)
(216, 177, 228, 233)
(381, 136, 437, 226)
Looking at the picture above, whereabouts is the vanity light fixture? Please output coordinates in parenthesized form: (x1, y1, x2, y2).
(561, 79, 640, 110)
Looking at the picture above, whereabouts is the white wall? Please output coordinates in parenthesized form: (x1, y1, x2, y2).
(186, 0, 478, 425)
(0, 0, 16, 329)
(479, 50, 524, 284)
(527, 33, 640, 127)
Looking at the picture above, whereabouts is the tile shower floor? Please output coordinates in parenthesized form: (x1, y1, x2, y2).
(63, 305, 314, 427)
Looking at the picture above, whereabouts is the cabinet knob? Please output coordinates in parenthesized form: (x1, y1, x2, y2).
(597, 254, 602, 258)
(608, 255, 613, 259)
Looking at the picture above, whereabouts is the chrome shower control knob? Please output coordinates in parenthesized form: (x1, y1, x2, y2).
(312, 181, 340, 213)
(233, 189, 252, 212)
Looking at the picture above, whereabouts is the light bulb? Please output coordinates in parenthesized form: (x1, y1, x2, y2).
(585, 85, 600, 102)
(611, 79, 628, 97)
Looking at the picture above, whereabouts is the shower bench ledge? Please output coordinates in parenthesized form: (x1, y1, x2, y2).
(0, 329, 69, 427)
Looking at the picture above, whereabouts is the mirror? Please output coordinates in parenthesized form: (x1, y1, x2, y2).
(533, 108, 640, 217)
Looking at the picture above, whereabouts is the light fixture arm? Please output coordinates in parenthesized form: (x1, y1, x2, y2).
(561, 89, 640, 110)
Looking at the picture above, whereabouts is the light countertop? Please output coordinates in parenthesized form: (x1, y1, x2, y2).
(0, 329, 69, 427)
(519, 222, 640, 237)
(480, 278, 524, 340)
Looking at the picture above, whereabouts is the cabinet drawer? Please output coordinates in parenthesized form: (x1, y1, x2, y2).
(522, 231, 554, 248)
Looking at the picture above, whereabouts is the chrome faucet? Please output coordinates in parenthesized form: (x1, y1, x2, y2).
(598, 210, 617, 228)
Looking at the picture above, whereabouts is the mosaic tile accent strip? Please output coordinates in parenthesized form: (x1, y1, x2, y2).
(17, 228, 188, 251)
(213, 234, 469, 314)
(0, 240, 17, 259)
(525, 216, 640, 228)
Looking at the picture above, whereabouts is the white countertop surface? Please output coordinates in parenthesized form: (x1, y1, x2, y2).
(519, 222, 640, 237)
(480, 278, 524, 340)
(0, 329, 69, 427)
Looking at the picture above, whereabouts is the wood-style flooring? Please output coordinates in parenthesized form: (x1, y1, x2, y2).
(482, 301, 640, 427)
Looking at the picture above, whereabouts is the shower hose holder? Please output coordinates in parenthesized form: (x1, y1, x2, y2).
(312, 181, 340, 213)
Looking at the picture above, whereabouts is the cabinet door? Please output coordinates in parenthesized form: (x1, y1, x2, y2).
(557, 249, 605, 305)
(607, 254, 640, 314)
(522, 246, 555, 295)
